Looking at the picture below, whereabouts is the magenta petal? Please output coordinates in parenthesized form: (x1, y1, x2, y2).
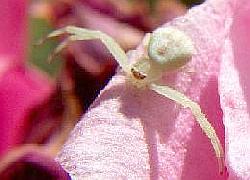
(0, 0, 27, 64)
(219, 0, 250, 179)
(0, 0, 55, 157)
(57, 0, 231, 179)
(0, 65, 53, 156)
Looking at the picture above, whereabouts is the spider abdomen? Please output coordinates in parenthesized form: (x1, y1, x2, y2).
(148, 27, 195, 70)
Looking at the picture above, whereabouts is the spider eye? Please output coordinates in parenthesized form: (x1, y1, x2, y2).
(131, 68, 147, 80)
(148, 27, 195, 69)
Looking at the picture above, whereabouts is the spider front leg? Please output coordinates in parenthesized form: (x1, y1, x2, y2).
(39, 26, 130, 73)
(150, 83, 224, 174)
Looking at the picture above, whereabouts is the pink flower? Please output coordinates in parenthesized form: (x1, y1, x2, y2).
(220, 0, 250, 179)
(0, 0, 53, 157)
(56, 0, 250, 179)
(0, 0, 70, 178)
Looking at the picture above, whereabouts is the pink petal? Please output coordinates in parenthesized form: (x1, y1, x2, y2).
(0, 0, 54, 156)
(0, 0, 27, 64)
(74, 4, 143, 50)
(0, 63, 53, 156)
(219, 0, 250, 179)
(57, 0, 231, 179)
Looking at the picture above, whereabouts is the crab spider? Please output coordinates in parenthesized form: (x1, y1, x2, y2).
(41, 26, 224, 173)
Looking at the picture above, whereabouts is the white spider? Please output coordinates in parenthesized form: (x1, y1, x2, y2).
(41, 26, 224, 173)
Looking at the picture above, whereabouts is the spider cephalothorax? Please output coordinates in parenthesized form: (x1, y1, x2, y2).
(41, 25, 224, 173)
(128, 27, 195, 87)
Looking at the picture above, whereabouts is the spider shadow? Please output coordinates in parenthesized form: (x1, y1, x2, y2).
(92, 74, 179, 179)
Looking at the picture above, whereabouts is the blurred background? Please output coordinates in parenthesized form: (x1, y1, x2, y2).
(0, 0, 204, 179)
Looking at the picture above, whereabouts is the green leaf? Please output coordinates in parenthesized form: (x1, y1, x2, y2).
(28, 17, 63, 77)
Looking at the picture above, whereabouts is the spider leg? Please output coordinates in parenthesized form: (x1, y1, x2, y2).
(150, 83, 224, 174)
(47, 35, 77, 63)
(39, 26, 130, 73)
